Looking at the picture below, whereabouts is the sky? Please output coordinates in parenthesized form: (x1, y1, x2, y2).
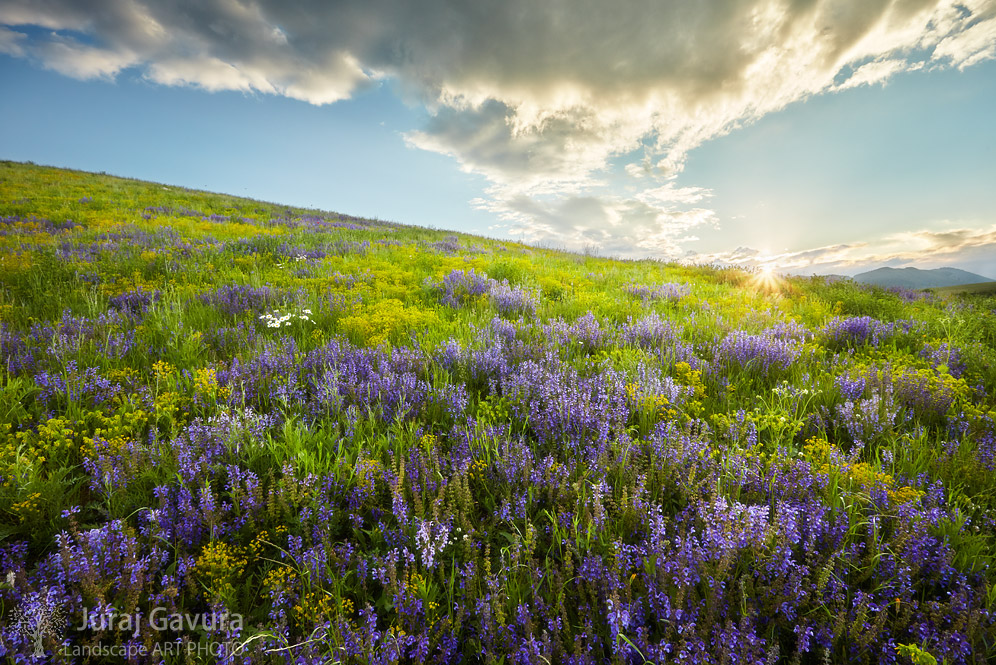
(1, 0, 995, 277)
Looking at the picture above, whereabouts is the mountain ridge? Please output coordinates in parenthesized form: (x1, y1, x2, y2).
(852, 266, 994, 289)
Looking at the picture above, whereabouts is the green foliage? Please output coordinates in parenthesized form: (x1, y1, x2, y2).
(2, 162, 996, 663)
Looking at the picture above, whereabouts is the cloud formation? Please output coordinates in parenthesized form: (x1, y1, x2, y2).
(3, 0, 996, 253)
(474, 191, 719, 257)
(692, 224, 996, 277)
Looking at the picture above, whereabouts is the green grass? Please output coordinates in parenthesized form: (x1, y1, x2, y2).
(932, 282, 996, 298)
(1, 161, 995, 663)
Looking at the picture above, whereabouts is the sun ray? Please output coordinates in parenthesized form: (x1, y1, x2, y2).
(748, 264, 786, 293)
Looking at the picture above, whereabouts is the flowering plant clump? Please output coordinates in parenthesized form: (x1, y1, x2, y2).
(821, 315, 917, 350)
(622, 281, 691, 302)
(0, 163, 994, 664)
(488, 279, 538, 317)
(427, 268, 539, 318)
(108, 287, 160, 318)
(258, 307, 313, 329)
(201, 284, 284, 317)
(715, 329, 802, 378)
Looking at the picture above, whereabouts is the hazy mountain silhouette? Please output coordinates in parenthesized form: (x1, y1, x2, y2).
(852, 266, 994, 289)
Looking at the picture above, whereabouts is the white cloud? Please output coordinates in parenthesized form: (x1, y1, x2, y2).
(834, 59, 909, 90)
(932, 14, 996, 68)
(33, 39, 137, 79)
(0, 25, 26, 56)
(478, 190, 719, 258)
(690, 224, 996, 275)
(636, 183, 712, 207)
(3, 0, 996, 257)
(146, 57, 262, 92)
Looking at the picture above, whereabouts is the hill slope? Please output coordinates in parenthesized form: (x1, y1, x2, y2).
(1, 161, 995, 663)
(853, 265, 994, 288)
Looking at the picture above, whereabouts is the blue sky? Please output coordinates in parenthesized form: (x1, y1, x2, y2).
(2, 1, 995, 277)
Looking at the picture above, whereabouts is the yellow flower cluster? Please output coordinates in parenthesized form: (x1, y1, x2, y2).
(340, 299, 438, 347)
(249, 530, 272, 558)
(674, 362, 705, 395)
(194, 541, 247, 600)
(804, 437, 923, 505)
(81, 408, 148, 459)
(625, 383, 677, 421)
(154, 391, 184, 418)
(468, 459, 487, 481)
(10, 492, 42, 522)
(0, 253, 33, 276)
(262, 566, 297, 597)
(407, 571, 426, 594)
(803, 437, 835, 463)
(673, 362, 705, 416)
(294, 589, 335, 623)
(193, 367, 218, 395)
(152, 360, 175, 383)
(1, 418, 76, 476)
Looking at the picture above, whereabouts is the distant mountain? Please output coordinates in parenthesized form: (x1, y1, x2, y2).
(852, 266, 995, 289)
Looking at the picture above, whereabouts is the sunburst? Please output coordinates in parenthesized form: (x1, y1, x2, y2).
(749, 265, 785, 293)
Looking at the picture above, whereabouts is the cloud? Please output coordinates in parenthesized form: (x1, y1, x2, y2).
(690, 224, 996, 275)
(834, 58, 908, 90)
(31, 38, 137, 79)
(477, 190, 719, 257)
(404, 100, 640, 195)
(4, 2, 994, 154)
(932, 12, 996, 68)
(0, 25, 25, 56)
(3, 1, 996, 254)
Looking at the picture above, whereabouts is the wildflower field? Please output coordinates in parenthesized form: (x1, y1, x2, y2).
(1, 161, 994, 663)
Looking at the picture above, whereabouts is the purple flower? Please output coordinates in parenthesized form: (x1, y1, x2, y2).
(715, 330, 801, 377)
(622, 281, 690, 302)
(109, 288, 160, 318)
(488, 280, 538, 317)
(200, 284, 300, 318)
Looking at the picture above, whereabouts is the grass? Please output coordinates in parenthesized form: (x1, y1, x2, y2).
(1, 160, 995, 663)
(932, 282, 996, 298)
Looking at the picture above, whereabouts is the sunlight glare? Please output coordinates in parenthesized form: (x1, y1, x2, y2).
(750, 264, 784, 292)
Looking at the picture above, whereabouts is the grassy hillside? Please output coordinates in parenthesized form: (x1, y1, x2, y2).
(1, 161, 995, 663)
(932, 282, 996, 299)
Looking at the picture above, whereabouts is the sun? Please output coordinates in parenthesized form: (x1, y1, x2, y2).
(750, 264, 784, 292)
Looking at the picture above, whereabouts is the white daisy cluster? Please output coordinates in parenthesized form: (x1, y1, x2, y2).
(259, 308, 313, 328)
(275, 255, 309, 268)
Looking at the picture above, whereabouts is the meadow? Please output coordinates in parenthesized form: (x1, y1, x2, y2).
(0, 160, 994, 664)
